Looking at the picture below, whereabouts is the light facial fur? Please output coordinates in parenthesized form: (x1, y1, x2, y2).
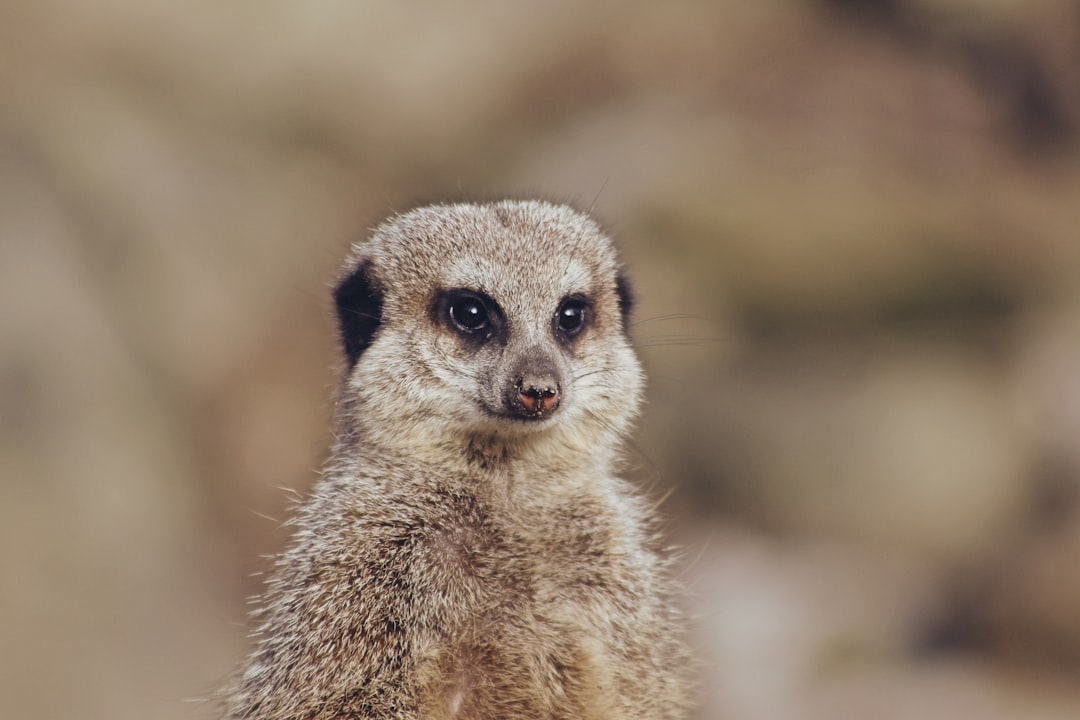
(222, 200, 690, 719)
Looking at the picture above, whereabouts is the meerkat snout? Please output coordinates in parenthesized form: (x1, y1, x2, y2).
(505, 350, 563, 418)
(513, 375, 560, 417)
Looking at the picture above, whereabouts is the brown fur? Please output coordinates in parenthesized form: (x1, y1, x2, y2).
(222, 200, 690, 719)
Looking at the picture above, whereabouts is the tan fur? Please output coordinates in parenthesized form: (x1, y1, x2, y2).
(222, 200, 690, 719)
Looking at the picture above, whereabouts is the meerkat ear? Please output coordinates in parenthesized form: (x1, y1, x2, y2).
(334, 258, 384, 370)
(615, 272, 634, 331)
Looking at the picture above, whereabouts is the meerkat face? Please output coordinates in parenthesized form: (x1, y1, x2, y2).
(333, 200, 643, 446)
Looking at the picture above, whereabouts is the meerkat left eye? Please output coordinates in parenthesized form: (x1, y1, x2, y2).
(555, 298, 588, 336)
(449, 295, 489, 332)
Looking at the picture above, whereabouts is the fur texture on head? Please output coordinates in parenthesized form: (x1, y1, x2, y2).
(331, 200, 643, 478)
(222, 200, 690, 720)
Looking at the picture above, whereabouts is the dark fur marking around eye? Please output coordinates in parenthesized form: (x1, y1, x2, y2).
(431, 289, 507, 347)
(615, 273, 634, 331)
(334, 258, 384, 370)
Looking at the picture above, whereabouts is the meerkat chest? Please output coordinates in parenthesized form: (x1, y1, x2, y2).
(410, 494, 635, 720)
(416, 489, 630, 599)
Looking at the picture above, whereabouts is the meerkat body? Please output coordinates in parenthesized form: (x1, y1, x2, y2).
(223, 200, 690, 719)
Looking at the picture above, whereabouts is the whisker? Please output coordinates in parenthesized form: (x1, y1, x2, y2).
(250, 509, 280, 524)
(340, 309, 381, 321)
(586, 176, 610, 216)
(623, 435, 665, 486)
(635, 337, 724, 348)
(572, 366, 615, 383)
(676, 530, 715, 582)
(637, 332, 717, 341)
(582, 407, 623, 439)
(630, 313, 705, 327)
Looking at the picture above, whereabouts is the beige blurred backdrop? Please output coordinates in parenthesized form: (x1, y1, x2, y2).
(3, 1, 1080, 719)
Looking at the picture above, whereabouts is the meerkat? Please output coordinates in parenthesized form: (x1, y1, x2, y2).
(222, 200, 691, 720)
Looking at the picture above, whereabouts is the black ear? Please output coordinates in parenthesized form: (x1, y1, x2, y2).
(615, 272, 634, 331)
(334, 259, 383, 370)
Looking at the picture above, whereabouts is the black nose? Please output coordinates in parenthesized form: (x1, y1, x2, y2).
(515, 377, 560, 417)
(506, 351, 563, 419)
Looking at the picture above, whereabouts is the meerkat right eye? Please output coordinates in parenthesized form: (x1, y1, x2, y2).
(555, 296, 589, 338)
(447, 294, 490, 333)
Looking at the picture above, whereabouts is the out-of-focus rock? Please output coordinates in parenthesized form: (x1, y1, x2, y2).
(804, 657, 1080, 720)
(682, 523, 1080, 720)
(682, 525, 943, 720)
(0, 160, 240, 720)
(679, 342, 1032, 566)
(971, 303, 1080, 662)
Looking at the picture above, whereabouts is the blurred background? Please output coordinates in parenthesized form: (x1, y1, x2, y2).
(3, 1, 1080, 718)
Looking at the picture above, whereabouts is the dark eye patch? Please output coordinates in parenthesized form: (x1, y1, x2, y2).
(614, 273, 634, 331)
(449, 295, 489, 332)
(434, 289, 505, 345)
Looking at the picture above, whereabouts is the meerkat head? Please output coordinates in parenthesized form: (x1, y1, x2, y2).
(332, 200, 643, 460)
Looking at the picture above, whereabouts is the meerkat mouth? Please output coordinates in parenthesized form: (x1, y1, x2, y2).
(480, 405, 562, 425)
(473, 397, 565, 430)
